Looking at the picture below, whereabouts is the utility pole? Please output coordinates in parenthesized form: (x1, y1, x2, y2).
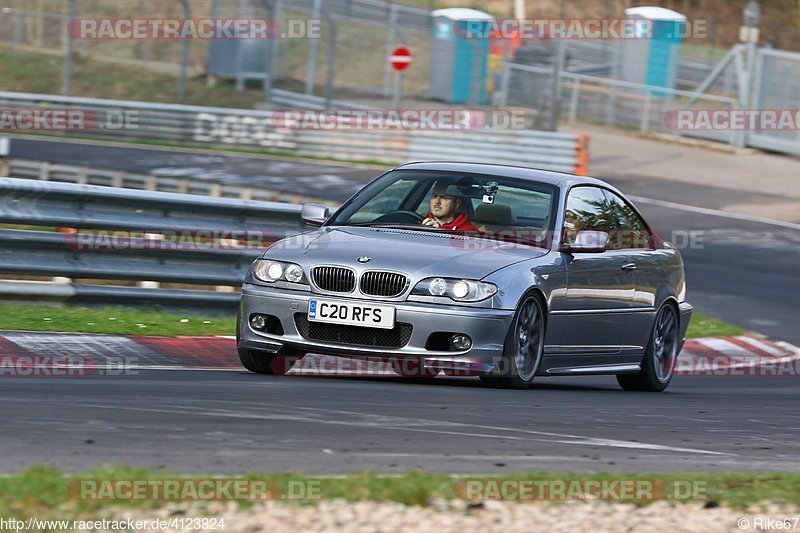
(61, 0, 77, 96)
(177, 0, 191, 103)
(305, 0, 322, 95)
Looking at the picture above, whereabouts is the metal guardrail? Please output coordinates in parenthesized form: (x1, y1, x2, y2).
(267, 89, 373, 111)
(0, 178, 309, 311)
(0, 91, 590, 175)
(1, 158, 330, 205)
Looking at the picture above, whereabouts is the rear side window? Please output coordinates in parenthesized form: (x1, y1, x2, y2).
(603, 191, 653, 249)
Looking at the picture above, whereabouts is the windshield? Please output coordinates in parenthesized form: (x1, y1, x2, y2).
(329, 170, 559, 248)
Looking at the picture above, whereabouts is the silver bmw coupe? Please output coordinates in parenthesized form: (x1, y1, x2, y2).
(237, 162, 692, 391)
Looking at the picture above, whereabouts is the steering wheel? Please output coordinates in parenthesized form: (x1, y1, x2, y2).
(371, 210, 425, 224)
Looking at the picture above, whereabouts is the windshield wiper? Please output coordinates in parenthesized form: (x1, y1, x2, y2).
(343, 222, 448, 231)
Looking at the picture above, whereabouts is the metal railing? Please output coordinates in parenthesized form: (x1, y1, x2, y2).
(0, 91, 590, 174)
(499, 62, 740, 146)
(1, 158, 331, 205)
(0, 178, 308, 311)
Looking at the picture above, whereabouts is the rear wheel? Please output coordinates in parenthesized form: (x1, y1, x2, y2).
(617, 303, 679, 392)
(480, 294, 545, 389)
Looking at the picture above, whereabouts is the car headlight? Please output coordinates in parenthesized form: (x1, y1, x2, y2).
(253, 259, 307, 284)
(412, 277, 497, 302)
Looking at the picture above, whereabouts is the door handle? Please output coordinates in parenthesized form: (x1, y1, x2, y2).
(621, 263, 637, 272)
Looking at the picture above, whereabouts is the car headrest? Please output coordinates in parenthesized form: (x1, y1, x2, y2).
(474, 203, 517, 225)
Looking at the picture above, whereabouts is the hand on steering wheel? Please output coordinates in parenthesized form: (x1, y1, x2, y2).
(371, 210, 425, 224)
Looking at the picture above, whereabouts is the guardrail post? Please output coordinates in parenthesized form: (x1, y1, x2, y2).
(146, 176, 158, 191)
(54, 226, 76, 285)
(77, 167, 88, 185)
(112, 172, 124, 188)
(39, 162, 51, 181)
(0, 138, 9, 176)
(640, 89, 653, 134)
(498, 63, 511, 107)
(568, 79, 581, 125)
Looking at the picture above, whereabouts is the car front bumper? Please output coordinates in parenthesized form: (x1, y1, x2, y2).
(237, 284, 515, 373)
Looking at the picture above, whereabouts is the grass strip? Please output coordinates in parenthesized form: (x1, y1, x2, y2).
(1, 467, 799, 517)
(0, 304, 235, 337)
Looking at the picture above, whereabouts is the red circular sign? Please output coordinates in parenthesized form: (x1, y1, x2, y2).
(389, 45, 413, 72)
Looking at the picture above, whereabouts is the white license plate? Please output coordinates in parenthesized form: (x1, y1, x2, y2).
(307, 299, 395, 329)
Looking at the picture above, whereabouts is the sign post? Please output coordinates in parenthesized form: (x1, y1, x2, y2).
(389, 45, 413, 109)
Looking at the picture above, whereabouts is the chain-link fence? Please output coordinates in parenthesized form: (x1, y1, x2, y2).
(499, 61, 738, 140)
(0, 0, 435, 106)
(749, 48, 800, 155)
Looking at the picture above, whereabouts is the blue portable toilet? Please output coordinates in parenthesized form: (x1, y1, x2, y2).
(620, 6, 686, 95)
(429, 8, 493, 104)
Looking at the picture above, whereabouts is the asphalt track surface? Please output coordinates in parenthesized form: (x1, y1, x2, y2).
(2, 372, 799, 473)
(3, 136, 799, 474)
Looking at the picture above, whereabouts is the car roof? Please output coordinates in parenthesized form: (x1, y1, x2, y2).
(393, 161, 614, 192)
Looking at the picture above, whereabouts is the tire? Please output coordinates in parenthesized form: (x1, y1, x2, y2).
(391, 357, 438, 379)
(480, 293, 546, 389)
(238, 349, 304, 375)
(617, 303, 679, 392)
(237, 313, 304, 375)
(238, 347, 275, 374)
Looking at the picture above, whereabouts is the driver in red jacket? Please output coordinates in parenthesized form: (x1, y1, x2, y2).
(422, 183, 478, 232)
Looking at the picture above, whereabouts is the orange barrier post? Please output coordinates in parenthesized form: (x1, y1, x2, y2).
(574, 134, 590, 176)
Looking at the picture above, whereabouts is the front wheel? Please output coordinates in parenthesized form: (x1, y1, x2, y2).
(480, 294, 545, 389)
(617, 303, 679, 392)
(238, 349, 304, 375)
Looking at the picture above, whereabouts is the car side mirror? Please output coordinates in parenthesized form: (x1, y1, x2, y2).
(301, 203, 330, 226)
(562, 230, 609, 253)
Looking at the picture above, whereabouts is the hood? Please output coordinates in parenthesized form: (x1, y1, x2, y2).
(266, 226, 548, 280)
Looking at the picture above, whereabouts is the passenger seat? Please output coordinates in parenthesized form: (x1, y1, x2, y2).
(473, 203, 517, 234)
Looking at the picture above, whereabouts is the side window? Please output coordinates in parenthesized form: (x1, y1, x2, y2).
(603, 191, 653, 249)
(563, 186, 615, 245)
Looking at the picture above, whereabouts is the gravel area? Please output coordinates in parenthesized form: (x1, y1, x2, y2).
(115, 500, 799, 533)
